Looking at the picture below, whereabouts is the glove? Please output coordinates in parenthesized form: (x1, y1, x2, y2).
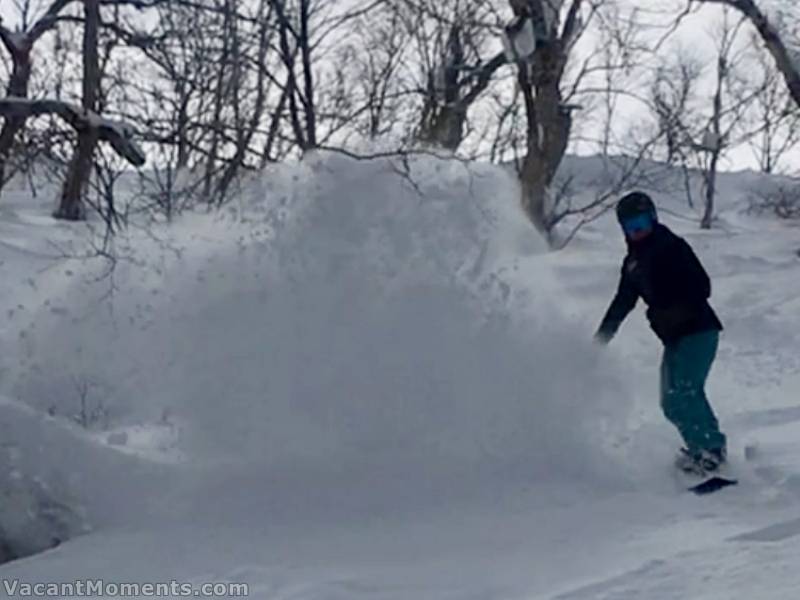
(594, 329, 612, 346)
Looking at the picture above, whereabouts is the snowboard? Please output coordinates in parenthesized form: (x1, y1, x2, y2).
(687, 475, 738, 495)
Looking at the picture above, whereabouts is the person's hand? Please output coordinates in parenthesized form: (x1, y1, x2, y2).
(594, 330, 612, 346)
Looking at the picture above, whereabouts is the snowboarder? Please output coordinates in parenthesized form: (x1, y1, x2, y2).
(595, 191, 727, 474)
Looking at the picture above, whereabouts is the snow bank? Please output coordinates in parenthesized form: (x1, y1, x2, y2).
(9, 153, 632, 525)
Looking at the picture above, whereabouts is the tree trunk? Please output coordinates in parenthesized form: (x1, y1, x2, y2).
(520, 159, 549, 234)
(508, 0, 584, 243)
(417, 23, 467, 150)
(203, 0, 234, 200)
(218, 0, 271, 198)
(299, 0, 317, 148)
(176, 90, 190, 170)
(702, 52, 725, 230)
(701, 152, 718, 230)
(418, 102, 467, 151)
(0, 40, 33, 192)
(261, 81, 289, 167)
(0, 116, 26, 191)
(55, 0, 101, 221)
(517, 43, 572, 238)
(57, 130, 99, 220)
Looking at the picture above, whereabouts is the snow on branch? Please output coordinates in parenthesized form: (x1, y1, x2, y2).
(0, 98, 146, 167)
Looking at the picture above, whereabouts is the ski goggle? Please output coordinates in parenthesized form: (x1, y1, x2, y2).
(622, 213, 653, 236)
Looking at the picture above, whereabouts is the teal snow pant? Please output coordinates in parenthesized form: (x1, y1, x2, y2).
(660, 330, 726, 454)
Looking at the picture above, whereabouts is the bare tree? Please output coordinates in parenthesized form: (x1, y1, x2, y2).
(213, 0, 275, 202)
(647, 9, 758, 228)
(391, 0, 508, 151)
(54, 0, 101, 220)
(750, 177, 800, 220)
(113, 1, 283, 206)
(742, 40, 800, 174)
(1, 0, 152, 222)
(544, 2, 667, 246)
(270, 0, 319, 151)
(650, 54, 704, 207)
(694, 1, 800, 108)
(510, 0, 596, 237)
(132, 2, 220, 172)
(697, 12, 755, 228)
(0, 0, 77, 192)
(347, 7, 409, 141)
(201, 0, 238, 198)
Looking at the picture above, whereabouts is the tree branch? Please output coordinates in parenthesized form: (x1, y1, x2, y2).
(695, 0, 800, 107)
(460, 51, 509, 107)
(0, 98, 146, 166)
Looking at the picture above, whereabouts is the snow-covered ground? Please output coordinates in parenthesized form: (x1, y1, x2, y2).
(0, 154, 798, 598)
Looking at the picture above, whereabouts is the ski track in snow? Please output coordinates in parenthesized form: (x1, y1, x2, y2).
(0, 156, 799, 598)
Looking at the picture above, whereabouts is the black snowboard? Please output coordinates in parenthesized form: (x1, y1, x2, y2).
(688, 476, 738, 495)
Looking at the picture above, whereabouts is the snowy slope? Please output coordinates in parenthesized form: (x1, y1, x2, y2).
(0, 154, 799, 598)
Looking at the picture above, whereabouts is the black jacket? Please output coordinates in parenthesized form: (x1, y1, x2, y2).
(597, 224, 723, 345)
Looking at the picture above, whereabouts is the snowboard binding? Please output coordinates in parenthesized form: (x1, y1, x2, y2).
(675, 447, 726, 474)
(675, 447, 737, 495)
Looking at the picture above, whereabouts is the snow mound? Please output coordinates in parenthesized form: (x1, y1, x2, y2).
(11, 153, 632, 519)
